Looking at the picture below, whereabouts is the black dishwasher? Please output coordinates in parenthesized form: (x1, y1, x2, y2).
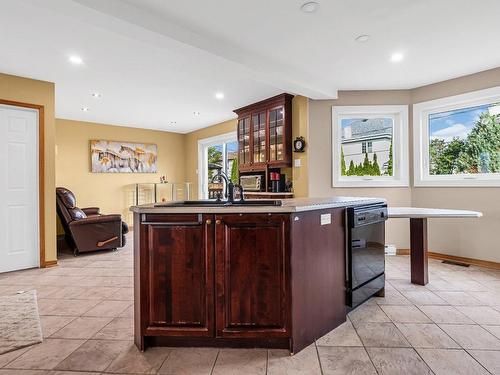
(346, 204, 387, 308)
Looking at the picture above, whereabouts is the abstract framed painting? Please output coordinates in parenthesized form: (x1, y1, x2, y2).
(90, 140, 157, 173)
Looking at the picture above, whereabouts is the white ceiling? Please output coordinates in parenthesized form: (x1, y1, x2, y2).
(1, 0, 500, 133)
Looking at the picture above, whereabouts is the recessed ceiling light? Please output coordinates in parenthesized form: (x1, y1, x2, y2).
(170, 121, 177, 125)
(91, 92, 102, 98)
(193, 111, 201, 116)
(355, 35, 370, 43)
(81, 106, 90, 112)
(300, 1, 319, 13)
(390, 52, 404, 63)
(215, 92, 225, 100)
(68, 55, 83, 65)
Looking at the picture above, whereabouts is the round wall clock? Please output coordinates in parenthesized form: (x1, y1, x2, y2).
(293, 136, 306, 152)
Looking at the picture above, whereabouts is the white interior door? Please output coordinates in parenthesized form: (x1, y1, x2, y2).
(0, 104, 39, 273)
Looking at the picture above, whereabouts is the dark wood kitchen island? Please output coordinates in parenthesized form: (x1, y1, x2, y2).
(131, 197, 385, 354)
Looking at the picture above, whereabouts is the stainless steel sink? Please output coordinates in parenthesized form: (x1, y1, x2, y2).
(231, 200, 282, 206)
(154, 199, 282, 207)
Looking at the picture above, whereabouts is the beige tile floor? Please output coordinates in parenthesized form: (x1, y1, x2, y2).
(2, 234, 500, 374)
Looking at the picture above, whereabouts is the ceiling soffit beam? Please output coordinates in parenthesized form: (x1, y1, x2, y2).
(27, 0, 338, 100)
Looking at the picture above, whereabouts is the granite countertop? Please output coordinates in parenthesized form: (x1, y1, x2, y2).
(130, 196, 386, 214)
(244, 192, 294, 195)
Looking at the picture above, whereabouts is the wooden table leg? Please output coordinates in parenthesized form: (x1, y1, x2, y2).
(410, 218, 428, 285)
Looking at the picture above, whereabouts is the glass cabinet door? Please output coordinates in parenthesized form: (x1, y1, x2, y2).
(238, 117, 251, 165)
(252, 112, 266, 164)
(269, 107, 285, 162)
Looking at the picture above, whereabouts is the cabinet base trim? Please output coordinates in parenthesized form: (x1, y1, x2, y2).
(143, 336, 290, 350)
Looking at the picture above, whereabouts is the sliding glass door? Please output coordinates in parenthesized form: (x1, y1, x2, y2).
(198, 133, 238, 199)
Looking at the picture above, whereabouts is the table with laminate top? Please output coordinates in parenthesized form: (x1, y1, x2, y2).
(388, 207, 483, 286)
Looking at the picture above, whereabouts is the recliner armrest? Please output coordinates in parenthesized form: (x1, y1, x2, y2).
(82, 207, 100, 216)
(69, 214, 122, 227)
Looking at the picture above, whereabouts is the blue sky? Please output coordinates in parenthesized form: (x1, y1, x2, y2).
(429, 104, 489, 142)
(211, 141, 238, 153)
(227, 141, 238, 152)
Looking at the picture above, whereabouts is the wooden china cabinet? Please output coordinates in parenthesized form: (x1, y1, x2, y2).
(235, 93, 293, 172)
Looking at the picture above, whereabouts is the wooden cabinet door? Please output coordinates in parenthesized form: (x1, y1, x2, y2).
(238, 117, 251, 168)
(267, 105, 291, 167)
(251, 111, 267, 167)
(143, 214, 214, 337)
(215, 214, 290, 338)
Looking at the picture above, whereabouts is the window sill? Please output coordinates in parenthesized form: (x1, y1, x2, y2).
(332, 177, 409, 188)
(414, 177, 500, 187)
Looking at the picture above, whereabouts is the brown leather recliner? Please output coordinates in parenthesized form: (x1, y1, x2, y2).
(56, 187, 129, 255)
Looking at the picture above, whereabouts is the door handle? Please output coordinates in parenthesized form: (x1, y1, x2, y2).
(216, 219, 222, 225)
(206, 219, 212, 225)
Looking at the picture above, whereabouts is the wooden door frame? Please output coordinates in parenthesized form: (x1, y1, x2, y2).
(0, 99, 46, 268)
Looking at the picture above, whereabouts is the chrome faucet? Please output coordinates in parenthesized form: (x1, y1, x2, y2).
(211, 169, 244, 203)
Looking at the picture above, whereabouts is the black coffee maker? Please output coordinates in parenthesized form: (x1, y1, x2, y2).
(270, 172, 285, 193)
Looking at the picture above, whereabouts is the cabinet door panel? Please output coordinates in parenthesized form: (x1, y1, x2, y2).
(215, 214, 290, 338)
(146, 216, 214, 336)
(238, 117, 251, 167)
(252, 112, 267, 165)
(268, 106, 285, 163)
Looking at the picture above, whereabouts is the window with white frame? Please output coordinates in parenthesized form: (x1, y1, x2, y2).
(413, 86, 500, 187)
(198, 132, 238, 199)
(332, 105, 409, 187)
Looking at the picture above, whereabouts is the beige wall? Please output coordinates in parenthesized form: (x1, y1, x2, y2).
(410, 68, 500, 262)
(55, 119, 185, 227)
(308, 67, 500, 261)
(290, 96, 309, 197)
(308, 91, 413, 249)
(0, 73, 57, 264)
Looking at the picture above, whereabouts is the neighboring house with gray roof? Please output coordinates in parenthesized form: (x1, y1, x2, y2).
(341, 118, 393, 174)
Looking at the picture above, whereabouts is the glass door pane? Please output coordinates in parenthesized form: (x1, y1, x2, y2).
(207, 144, 223, 199)
(252, 114, 259, 163)
(268, 107, 284, 162)
(244, 118, 250, 164)
(269, 109, 277, 161)
(202, 138, 238, 199)
(226, 141, 239, 184)
(276, 107, 284, 161)
(252, 112, 266, 164)
(238, 117, 250, 165)
(259, 112, 266, 163)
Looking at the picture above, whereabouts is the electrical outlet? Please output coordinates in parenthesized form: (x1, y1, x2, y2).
(294, 158, 301, 167)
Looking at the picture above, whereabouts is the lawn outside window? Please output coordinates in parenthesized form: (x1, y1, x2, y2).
(332, 105, 409, 187)
(413, 86, 500, 187)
